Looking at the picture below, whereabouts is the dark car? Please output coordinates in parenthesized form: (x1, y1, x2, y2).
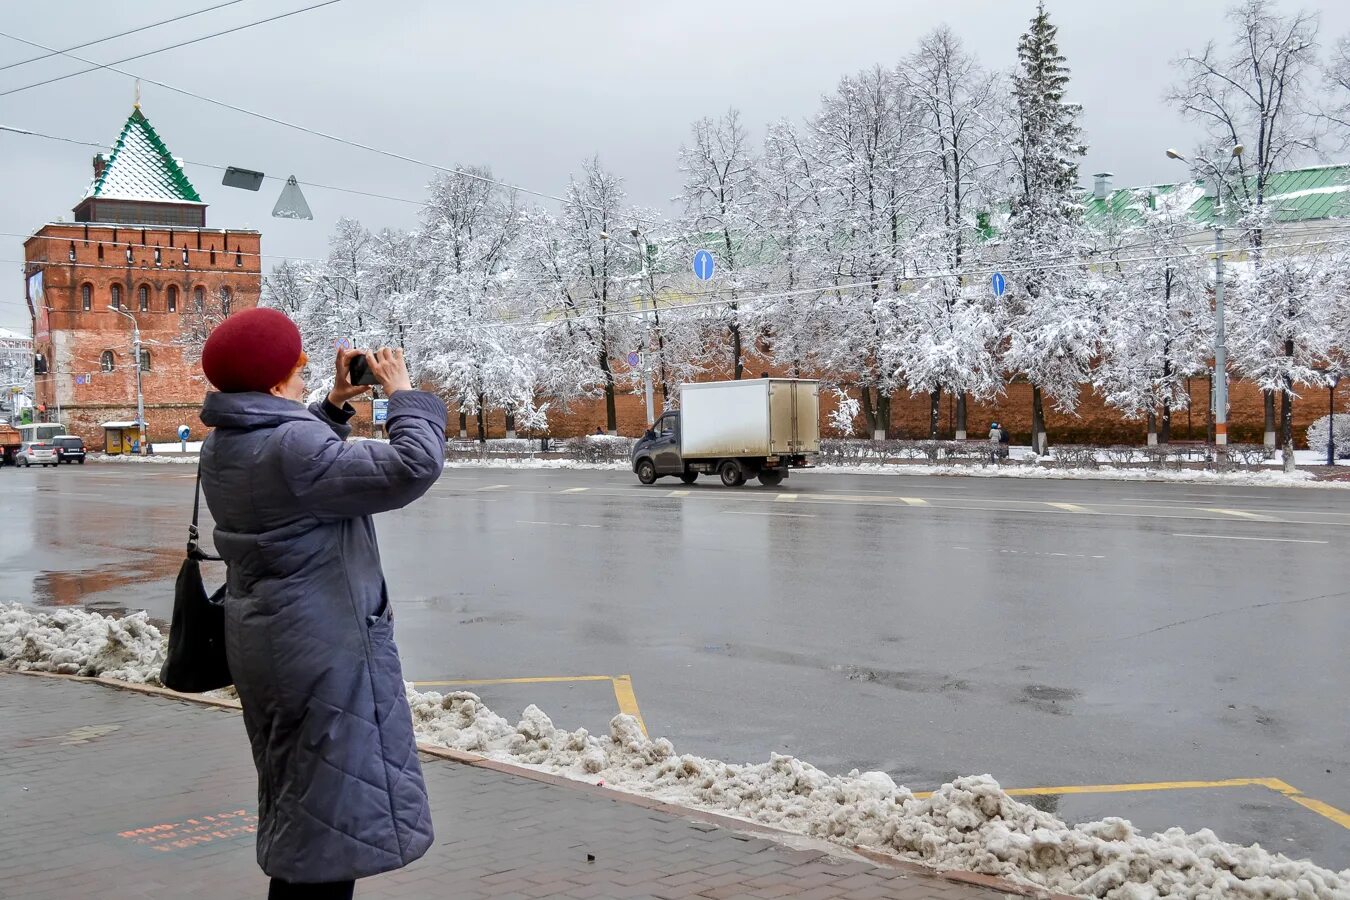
(53, 435, 86, 464)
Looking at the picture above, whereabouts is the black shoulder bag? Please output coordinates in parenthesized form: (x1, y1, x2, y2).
(159, 467, 232, 693)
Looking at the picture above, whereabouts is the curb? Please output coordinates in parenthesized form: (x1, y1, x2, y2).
(3, 668, 1072, 899)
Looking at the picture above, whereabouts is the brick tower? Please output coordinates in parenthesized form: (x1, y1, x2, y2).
(24, 104, 261, 446)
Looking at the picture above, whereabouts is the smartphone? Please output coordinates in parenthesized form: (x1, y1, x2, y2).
(346, 353, 380, 386)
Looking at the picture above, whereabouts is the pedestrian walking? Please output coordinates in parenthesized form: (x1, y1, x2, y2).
(989, 421, 1002, 464)
(197, 308, 446, 899)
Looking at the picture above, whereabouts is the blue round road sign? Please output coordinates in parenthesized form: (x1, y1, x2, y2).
(627, 351, 640, 367)
(177, 425, 191, 440)
(991, 272, 1006, 297)
(692, 249, 715, 281)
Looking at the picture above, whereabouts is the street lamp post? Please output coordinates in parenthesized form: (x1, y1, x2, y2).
(601, 229, 656, 426)
(109, 305, 146, 456)
(1328, 374, 1341, 467)
(1167, 145, 1243, 446)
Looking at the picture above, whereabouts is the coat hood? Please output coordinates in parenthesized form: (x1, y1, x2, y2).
(200, 391, 317, 430)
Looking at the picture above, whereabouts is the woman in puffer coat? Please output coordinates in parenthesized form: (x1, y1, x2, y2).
(198, 308, 445, 900)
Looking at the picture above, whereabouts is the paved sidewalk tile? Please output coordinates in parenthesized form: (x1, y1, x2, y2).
(0, 674, 1014, 899)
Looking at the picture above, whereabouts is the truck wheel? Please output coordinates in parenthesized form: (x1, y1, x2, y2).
(635, 459, 658, 485)
(679, 471, 698, 484)
(757, 469, 784, 487)
(718, 460, 746, 487)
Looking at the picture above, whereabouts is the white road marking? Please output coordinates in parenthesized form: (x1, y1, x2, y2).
(1047, 502, 1090, 513)
(953, 545, 1105, 559)
(776, 493, 798, 501)
(1172, 533, 1327, 544)
(725, 510, 817, 518)
(560, 487, 589, 493)
(667, 489, 690, 497)
(477, 484, 509, 492)
(517, 520, 601, 528)
(898, 497, 930, 506)
(1203, 507, 1279, 521)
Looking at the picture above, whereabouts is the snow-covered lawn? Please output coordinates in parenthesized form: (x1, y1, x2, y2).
(3, 602, 1347, 899)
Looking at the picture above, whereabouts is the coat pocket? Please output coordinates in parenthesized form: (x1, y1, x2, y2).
(366, 583, 392, 630)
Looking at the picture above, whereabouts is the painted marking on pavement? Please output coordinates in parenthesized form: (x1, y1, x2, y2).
(898, 497, 930, 506)
(517, 520, 601, 529)
(560, 487, 589, 493)
(610, 674, 649, 737)
(1173, 533, 1328, 544)
(477, 484, 509, 492)
(776, 493, 798, 501)
(1204, 507, 1278, 521)
(118, 810, 257, 852)
(1047, 502, 1090, 513)
(667, 489, 690, 497)
(953, 546, 1105, 559)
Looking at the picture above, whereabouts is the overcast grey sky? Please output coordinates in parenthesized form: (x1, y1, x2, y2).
(4, 0, 1350, 331)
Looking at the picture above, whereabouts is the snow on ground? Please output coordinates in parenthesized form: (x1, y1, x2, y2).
(3, 602, 1347, 899)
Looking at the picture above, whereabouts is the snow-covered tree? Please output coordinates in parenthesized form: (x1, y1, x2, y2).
(678, 109, 761, 380)
(1228, 248, 1335, 443)
(1093, 187, 1212, 443)
(1001, 1, 1094, 454)
(900, 27, 1008, 437)
(806, 65, 924, 438)
(523, 158, 636, 434)
(1170, 0, 1321, 444)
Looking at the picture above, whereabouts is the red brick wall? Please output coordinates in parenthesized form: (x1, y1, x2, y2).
(25, 223, 262, 444)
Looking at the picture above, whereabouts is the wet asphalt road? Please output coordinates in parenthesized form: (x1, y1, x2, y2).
(2, 462, 1348, 868)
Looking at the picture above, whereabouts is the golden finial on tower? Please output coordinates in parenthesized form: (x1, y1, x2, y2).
(134, 79, 141, 109)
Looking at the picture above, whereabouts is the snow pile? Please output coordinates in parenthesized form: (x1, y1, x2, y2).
(0, 603, 165, 682)
(408, 688, 1350, 899)
(90, 454, 198, 465)
(6, 603, 1348, 898)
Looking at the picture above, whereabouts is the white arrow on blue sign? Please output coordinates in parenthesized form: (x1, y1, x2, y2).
(692, 249, 715, 281)
(991, 272, 1006, 297)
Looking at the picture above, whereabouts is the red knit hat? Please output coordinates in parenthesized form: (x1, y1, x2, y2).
(201, 308, 304, 393)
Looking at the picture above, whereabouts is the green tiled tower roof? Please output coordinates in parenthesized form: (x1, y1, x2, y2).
(86, 105, 202, 203)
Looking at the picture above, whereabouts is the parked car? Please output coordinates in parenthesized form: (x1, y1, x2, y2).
(54, 435, 86, 464)
(16, 441, 58, 468)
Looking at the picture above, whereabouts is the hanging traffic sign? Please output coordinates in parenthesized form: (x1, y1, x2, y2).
(692, 249, 715, 281)
(273, 175, 313, 220)
(991, 272, 1006, 297)
(627, 351, 640, 367)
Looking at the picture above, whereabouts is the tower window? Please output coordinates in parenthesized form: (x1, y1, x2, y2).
(167, 285, 178, 313)
(126, 245, 133, 263)
(220, 287, 232, 316)
(110, 284, 122, 308)
(81, 283, 92, 311)
(154, 247, 162, 266)
(236, 251, 243, 267)
(100, 350, 115, 373)
(140, 350, 152, 372)
(98, 243, 104, 260)
(68, 242, 76, 262)
(138, 285, 149, 312)
(193, 286, 205, 311)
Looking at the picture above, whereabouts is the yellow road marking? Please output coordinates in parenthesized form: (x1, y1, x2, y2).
(611, 675, 649, 737)
(561, 487, 589, 493)
(898, 497, 930, 506)
(667, 489, 690, 497)
(1204, 507, 1278, 521)
(1260, 779, 1350, 830)
(1047, 502, 1090, 513)
(777, 493, 798, 501)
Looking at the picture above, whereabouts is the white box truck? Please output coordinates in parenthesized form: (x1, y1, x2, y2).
(630, 378, 820, 487)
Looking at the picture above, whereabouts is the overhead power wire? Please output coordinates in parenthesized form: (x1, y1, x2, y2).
(0, 0, 248, 73)
(0, 27, 673, 228)
(0, 1, 344, 98)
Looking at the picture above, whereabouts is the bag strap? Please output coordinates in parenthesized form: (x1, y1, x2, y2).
(189, 466, 222, 562)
